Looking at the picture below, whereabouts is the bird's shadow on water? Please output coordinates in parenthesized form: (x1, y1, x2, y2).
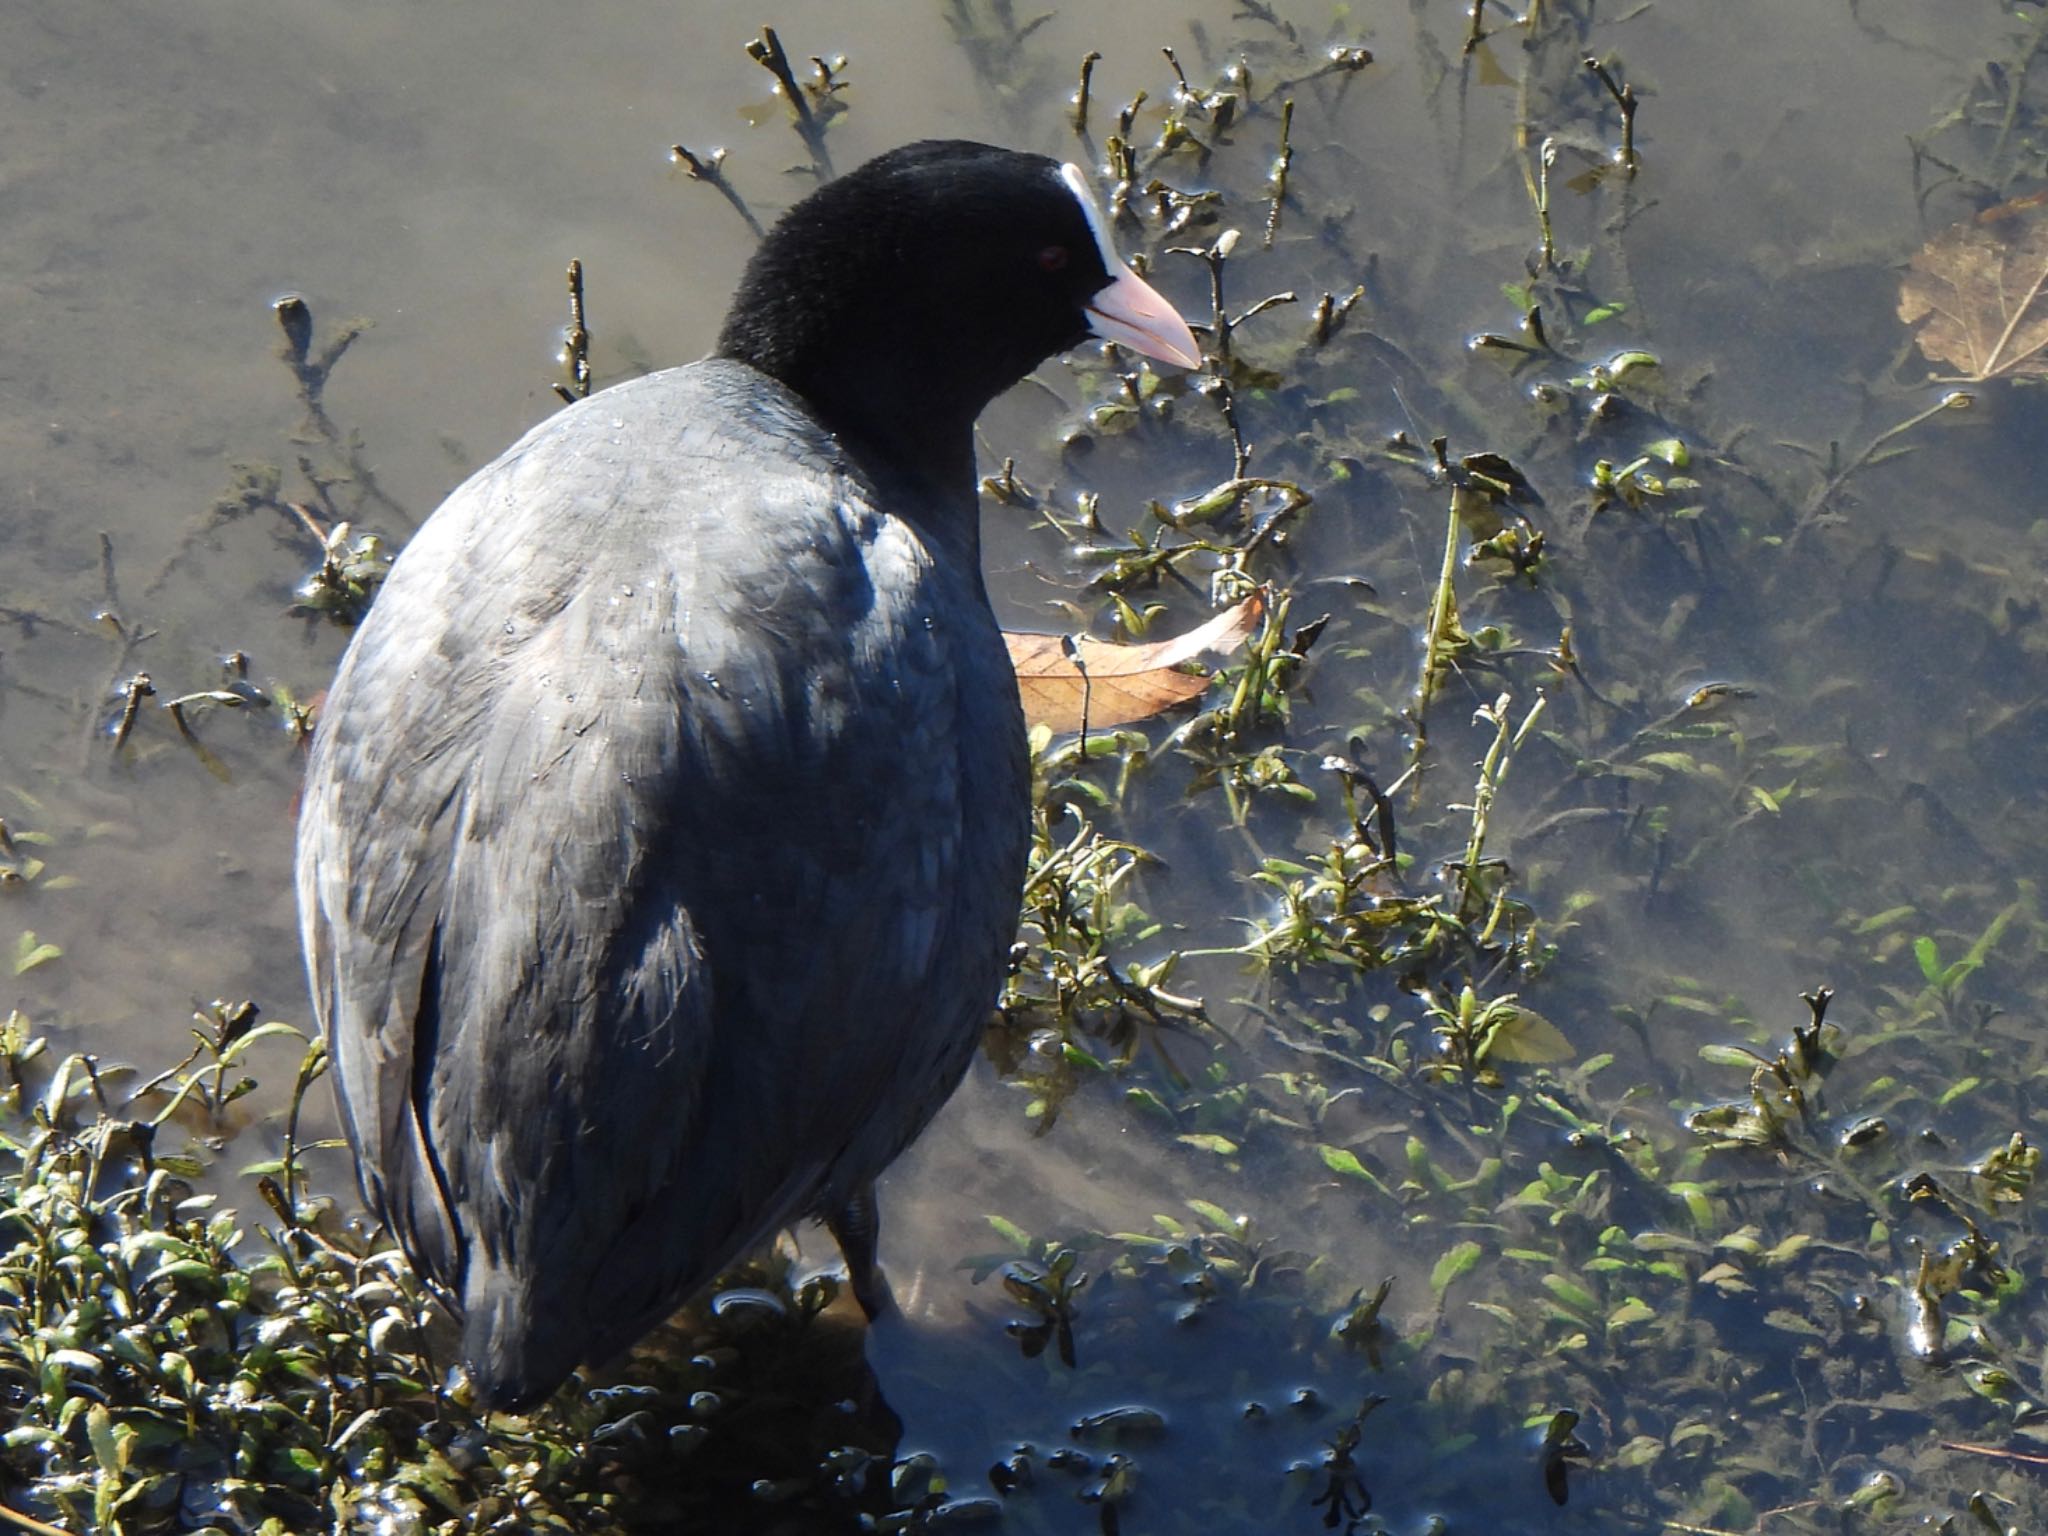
(598, 1268, 1137, 1531)
(858, 1302, 1016, 1495)
(572, 1285, 908, 1534)
(601, 1272, 1090, 1528)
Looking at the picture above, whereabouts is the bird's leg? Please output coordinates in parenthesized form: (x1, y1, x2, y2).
(827, 1183, 893, 1318)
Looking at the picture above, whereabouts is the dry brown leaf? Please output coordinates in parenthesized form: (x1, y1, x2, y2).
(1006, 591, 1265, 732)
(1899, 199, 2048, 380)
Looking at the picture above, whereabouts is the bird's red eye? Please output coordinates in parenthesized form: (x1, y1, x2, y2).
(1038, 245, 1070, 272)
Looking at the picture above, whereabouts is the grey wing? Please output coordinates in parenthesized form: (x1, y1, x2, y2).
(297, 396, 1000, 1400)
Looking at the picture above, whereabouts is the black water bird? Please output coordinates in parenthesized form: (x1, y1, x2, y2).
(295, 140, 1201, 1410)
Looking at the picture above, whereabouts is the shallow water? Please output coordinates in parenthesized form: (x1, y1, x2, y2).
(8, 0, 2048, 1529)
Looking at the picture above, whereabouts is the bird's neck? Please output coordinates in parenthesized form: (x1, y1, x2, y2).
(842, 423, 985, 572)
(791, 358, 991, 569)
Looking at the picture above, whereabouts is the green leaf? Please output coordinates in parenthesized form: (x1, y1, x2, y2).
(1541, 1274, 1600, 1315)
(984, 1215, 1033, 1251)
(1660, 994, 1726, 1016)
(1186, 1199, 1236, 1230)
(1762, 1234, 1813, 1266)
(12, 931, 61, 975)
(1319, 1144, 1370, 1179)
(1961, 900, 2022, 970)
(1317, 1142, 1395, 1197)
(1124, 1085, 1174, 1120)
(1666, 1182, 1715, 1229)
(219, 1020, 308, 1058)
(1482, 1005, 1574, 1064)
(1913, 935, 1941, 983)
(1177, 1132, 1239, 1157)
(1762, 1308, 1825, 1337)
(1612, 1434, 1664, 1468)
(87, 1403, 125, 1475)
(1430, 1240, 1483, 1299)
(1698, 1044, 1757, 1069)
(1606, 1297, 1655, 1331)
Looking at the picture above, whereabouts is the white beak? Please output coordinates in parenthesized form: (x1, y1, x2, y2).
(1057, 161, 1203, 370)
(1086, 263, 1204, 370)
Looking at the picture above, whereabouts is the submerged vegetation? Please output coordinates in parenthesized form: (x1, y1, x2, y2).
(11, 1, 2048, 1532)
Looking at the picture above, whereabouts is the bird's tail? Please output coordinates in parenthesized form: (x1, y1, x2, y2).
(461, 1259, 573, 1413)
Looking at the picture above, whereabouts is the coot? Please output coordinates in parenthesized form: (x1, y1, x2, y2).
(295, 140, 1200, 1411)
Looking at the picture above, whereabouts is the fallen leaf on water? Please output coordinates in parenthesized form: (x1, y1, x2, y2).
(1899, 196, 2048, 380)
(1006, 591, 1265, 732)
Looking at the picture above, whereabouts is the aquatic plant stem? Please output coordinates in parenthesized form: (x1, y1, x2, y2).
(1460, 692, 1546, 934)
(1073, 50, 1101, 136)
(747, 27, 833, 179)
(0, 1500, 72, 1536)
(1989, 6, 2048, 174)
(1792, 391, 1972, 544)
(1583, 56, 1638, 173)
(552, 258, 591, 406)
(1413, 495, 1464, 756)
(671, 144, 768, 239)
(1265, 99, 1294, 248)
(1521, 137, 1558, 270)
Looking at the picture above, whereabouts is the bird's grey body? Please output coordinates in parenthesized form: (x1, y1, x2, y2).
(297, 359, 1029, 1405)
(294, 140, 1199, 1410)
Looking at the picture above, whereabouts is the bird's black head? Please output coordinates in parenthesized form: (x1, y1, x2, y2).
(716, 140, 1197, 496)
